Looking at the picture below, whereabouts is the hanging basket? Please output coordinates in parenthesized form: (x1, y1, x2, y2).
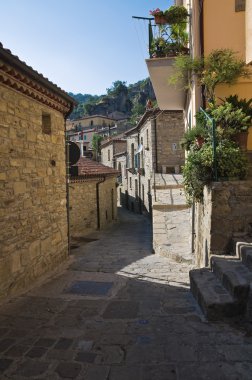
(154, 15, 167, 25)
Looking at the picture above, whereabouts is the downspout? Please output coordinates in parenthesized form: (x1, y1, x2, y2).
(154, 117, 158, 202)
(96, 176, 106, 229)
(64, 104, 74, 256)
(199, 0, 206, 108)
(137, 131, 142, 214)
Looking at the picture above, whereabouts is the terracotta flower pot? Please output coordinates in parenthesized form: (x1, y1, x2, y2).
(233, 131, 248, 151)
(154, 15, 167, 24)
(196, 136, 204, 148)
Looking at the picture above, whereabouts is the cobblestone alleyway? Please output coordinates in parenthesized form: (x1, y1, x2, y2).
(0, 208, 252, 379)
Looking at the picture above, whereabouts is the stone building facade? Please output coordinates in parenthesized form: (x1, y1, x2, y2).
(120, 108, 192, 262)
(101, 137, 127, 169)
(69, 158, 119, 237)
(124, 109, 185, 214)
(0, 43, 75, 299)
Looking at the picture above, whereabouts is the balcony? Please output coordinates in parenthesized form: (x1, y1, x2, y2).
(144, 7, 189, 110)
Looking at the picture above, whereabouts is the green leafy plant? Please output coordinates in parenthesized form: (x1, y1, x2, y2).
(92, 134, 103, 159)
(209, 101, 251, 137)
(182, 141, 248, 204)
(180, 124, 209, 151)
(224, 95, 252, 119)
(164, 5, 188, 24)
(170, 49, 250, 102)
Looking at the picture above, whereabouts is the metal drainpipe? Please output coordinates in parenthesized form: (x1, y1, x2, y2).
(64, 106, 74, 256)
(96, 176, 106, 229)
(191, 201, 195, 254)
(154, 118, 158, 202)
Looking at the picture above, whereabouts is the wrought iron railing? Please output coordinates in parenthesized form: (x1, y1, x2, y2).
(132, 16, 189, 59)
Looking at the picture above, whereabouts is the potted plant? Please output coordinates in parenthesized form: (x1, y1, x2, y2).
(149, 8, 167, 25)
(164, 5, 188, 24)
(208, 98, 252, 150)
(180, 124, 208, 151)
(170, 49, 250, 104)
(182, 140, 248, 205)
(224, 95, 252, 150)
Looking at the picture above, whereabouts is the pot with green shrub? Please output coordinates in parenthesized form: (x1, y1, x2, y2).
(182, 140, 248, 205)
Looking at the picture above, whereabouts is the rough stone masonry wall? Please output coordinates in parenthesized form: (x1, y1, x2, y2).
(69, 176, 117, 237)
(0, 85, 68, 299)
(195, 181, 252, 267)
(69, 180, 97, 237)
(99, 176, 118, 228)
(156, 111, 185, 173)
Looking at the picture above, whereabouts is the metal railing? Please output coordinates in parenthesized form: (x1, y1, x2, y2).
(199, 107, 218, 181)
(132, 16, 189, 59)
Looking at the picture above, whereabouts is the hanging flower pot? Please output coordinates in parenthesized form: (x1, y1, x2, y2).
(154, 15, 167, 25)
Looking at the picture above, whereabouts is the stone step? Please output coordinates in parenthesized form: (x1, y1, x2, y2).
(190, 268, 243, 320)
(211, 257, 251, 301)
(240, 245, 252, 271)
(153, 173, 183, 187)
(231, 237, 252, 256)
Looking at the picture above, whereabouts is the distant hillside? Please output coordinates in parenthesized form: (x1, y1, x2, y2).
(68, 78, 156, 124)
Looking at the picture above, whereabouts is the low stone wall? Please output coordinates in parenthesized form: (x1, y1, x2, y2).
(195, 181, 252, 267)
(69, 176, 117, 237)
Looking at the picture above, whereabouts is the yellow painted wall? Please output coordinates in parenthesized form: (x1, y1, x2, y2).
(204, 0, 252, 150)
(204, 0, 245, 58)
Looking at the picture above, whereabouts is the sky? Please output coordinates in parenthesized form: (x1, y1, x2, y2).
(1, 0, 173, 95)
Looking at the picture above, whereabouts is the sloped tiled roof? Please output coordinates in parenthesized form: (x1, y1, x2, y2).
(76, 157, 119, 177)
(0, 42, 76, 113)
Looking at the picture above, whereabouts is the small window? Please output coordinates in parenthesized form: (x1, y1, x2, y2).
(131, 143, 134, 168)
(129, 177, 132, 189)
(42, 113, 51, 134)
(90, 120, 94, 126)
(84, 135, 87, 140)
(108, 149, 111, 161)
(146, 129, 149, 148)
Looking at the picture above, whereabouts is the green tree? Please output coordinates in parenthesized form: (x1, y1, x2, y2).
(106, 81, 128, 96)
(92, 134, 103, 160)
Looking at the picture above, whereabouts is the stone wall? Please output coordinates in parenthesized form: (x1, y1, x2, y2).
(0, 85, 68, 299)
(69, 180, 97, 236)
(69, 176, 117, 237)
(195, 181, 252, 267)
(156, 111, 185, 173)
(101, 143, 113, 168)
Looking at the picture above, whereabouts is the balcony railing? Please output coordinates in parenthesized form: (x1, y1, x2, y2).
(148, 22, 189, 59)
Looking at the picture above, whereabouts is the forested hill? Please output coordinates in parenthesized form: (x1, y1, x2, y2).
(68, 78, 156, 123)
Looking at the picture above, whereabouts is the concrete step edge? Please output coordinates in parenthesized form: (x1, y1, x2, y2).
(190, 268, 242, 320)
(211, 257, 251, 301)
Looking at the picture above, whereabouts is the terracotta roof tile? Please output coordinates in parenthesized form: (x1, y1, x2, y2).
(76, 157, 119, 177)
(0, 42, 76, 105)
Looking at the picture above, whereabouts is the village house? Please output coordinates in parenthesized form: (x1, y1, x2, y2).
(66, 115, 117, 154)
(100, 135, 127, 169)
(0, 43, 75, 299)
(145, 0, 252, 319)
(69, 157, 119, 237)
(115, 108, 192, 262)
(123, 108, 185, 213)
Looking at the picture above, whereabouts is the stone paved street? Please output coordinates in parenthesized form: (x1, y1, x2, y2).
(0, 208, 252, 379)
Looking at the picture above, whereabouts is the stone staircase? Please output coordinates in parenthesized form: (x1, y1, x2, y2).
(190, 241, 252, 320)
(152, 173, 193, 264)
